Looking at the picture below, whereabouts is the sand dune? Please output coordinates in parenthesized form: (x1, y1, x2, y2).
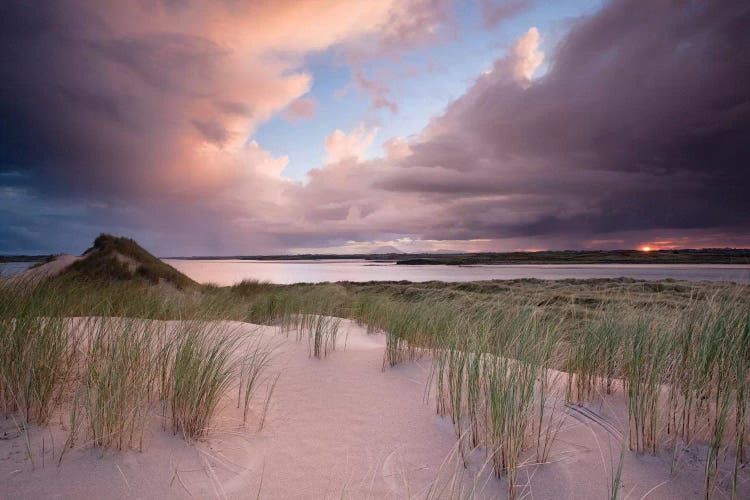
(0, 319, 740, 499)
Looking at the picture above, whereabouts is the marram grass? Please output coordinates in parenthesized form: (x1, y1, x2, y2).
(168, 320, 242, 439)
(1, 275, 748, 499)
(0, 280, 276, 452)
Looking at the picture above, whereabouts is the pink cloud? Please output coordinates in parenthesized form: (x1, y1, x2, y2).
(354, 69, 399, 113)
(324, 123, 380, 163)
(510, 27, 543, 83)
(283, 97, 318, 122)
(378, 0, 456, 50)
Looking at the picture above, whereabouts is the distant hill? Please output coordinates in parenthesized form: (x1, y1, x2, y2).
(172, 248, 750, 265)
(371, 245, 404, 254)
(426, 249, 466, 255)
(0, 255, 52, 263)
(394, 249, 750, 265)
(60, 234, 197, 289)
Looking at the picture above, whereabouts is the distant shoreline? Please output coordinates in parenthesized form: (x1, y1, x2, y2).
(164, 248, 750, 265)
(0, 255, 52, 263)
(6, 249, 750, 266)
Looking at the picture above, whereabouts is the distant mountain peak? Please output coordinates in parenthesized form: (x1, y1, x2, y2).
(371, 245, 404, 254)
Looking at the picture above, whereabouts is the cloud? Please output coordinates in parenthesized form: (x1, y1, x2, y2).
(377, 0, 456, 51)
(191, 119, 231, 146)
(362, 1, 750, 247)
(283, 97, 318, 122)
(479, 0, 533, 29)
(0, 0, 452, 253)
(0, 0, 440, 197)
(510, 27, 543, 83)
(325, 123, 379, 163)
(299, 1, 750, 251)
(2, 0, 749, 254)
(353, 68, 399, 113)
(383, 138, 412, 161)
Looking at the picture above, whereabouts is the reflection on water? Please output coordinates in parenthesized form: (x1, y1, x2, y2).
(164, 259, 750, 286)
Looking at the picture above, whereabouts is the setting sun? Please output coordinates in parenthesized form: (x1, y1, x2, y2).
(641, 246, 652, 252)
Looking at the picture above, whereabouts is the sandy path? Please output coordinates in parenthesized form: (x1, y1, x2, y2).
(1, 319, 745, 499)
(199, 320, 493, 498)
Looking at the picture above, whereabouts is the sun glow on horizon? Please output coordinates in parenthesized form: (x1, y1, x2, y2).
(641, 246, 652, 252)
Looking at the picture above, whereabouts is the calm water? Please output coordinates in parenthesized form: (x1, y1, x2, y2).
(0, 262, 34, 277)
(164, 259, 750, 286)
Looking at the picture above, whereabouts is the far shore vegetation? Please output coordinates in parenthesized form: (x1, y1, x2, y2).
(2, 234, 749, 499)
(168, 248, 750, 265)
(0, 254, 53, 263)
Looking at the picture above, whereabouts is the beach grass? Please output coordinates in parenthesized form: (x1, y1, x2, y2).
(168, 320, 242, 439)
(73, 317, 165, 449)
(1, 269, 748, 497)
(0, 279, 275, 451)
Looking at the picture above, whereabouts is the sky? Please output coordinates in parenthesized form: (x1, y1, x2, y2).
(1, 0, 749, 256)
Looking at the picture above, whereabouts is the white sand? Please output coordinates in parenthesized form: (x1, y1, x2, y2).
(1, 319, 745, 499)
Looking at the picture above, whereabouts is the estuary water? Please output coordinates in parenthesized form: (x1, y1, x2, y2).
(0, 261, 34, 277)
(163, 259, 750, 286)
(3, 259, 748, 285)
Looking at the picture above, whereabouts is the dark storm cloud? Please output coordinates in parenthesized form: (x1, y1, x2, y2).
(372, 0, 750, 243)
(0, 1, 186, 198)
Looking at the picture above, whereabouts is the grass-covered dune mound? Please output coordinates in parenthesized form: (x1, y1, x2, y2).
(60, 234, 196, 289)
